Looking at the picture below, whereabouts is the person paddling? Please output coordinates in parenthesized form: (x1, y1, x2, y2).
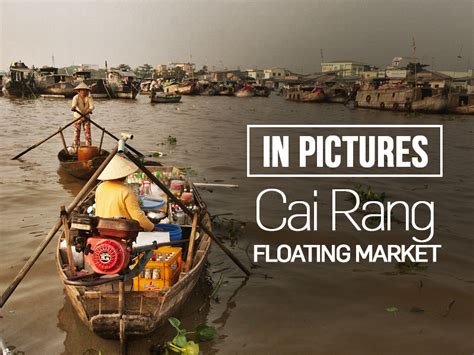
(71, 82, 95, 153)
(95, 155, 161, 232)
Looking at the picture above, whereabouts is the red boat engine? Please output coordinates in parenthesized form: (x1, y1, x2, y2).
(74, 216, 140, 275)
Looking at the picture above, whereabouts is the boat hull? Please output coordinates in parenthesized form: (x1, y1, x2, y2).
(56, 207, 212, 339)
(151, 95, 182, 103)
(286, 90, 325, 102)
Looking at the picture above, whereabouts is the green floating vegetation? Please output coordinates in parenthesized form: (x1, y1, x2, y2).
(385, 306, 399, 313)
(164, 317, 217, 354)
(167, 135, 178, 145)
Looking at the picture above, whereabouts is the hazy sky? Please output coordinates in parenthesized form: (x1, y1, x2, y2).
(1, 0, 472, 73)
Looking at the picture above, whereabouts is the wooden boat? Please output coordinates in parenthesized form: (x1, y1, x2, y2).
(35, 67, 78, 98)
(447, 93, 474, 115)
(235, 84, 256, 97)
(151, 93, 182, 103)
(0, 71, 5, 95)
(139, 79, 154, 95)
(354, 79, 448, 113)
(217, 84, 235, 96)
(2, 61, 38, 98)
(324, 84, 349, 103)
(108, 70, 140, 99)
(55, 166, 212, 339)
(74, 71, 113, 99)
(253, 85, 271, 97)
(58, 148, 109, 180)
(285, 86, 325, 102)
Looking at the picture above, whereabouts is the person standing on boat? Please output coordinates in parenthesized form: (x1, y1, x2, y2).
(71, 82, 94, 152)
(95, 155, 160, 232)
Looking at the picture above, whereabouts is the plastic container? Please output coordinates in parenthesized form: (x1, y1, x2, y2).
(155, 223, 182, 241)
(132, 246, 183, 291)
(77, 146, 99, 161)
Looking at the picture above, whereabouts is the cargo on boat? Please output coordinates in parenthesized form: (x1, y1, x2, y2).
(56, 164, 212, 339)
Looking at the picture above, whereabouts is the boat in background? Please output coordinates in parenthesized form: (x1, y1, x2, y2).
(151, 92, 182, 103)
(74, 70, 113, 99)
(108, 70, 140, 99)
(448, 92, 474, 114)
(253, 85, 271, 97)
(0, 71, 5, 95)
(35, 66, 78, 98)
(285, 86, 325, 102)
(139, 79, 154, 95)
(354, 79, 448, 113)
(2, 61, 38, 98)
(235, 84, 256, 97)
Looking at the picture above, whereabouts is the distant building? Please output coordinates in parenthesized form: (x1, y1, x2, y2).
(321, 61, 371, 77)
(246, 69, 265, 80)
(168, 62, 195, 75)
(155, 64, 167, 73)
(210, 70, 245, 82)
(264, 68, 287, 79)
(79, 64, 99, 71)
(438, 69, 473, 78)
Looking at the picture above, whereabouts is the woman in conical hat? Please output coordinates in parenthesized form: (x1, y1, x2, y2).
(95, 155, 157, 231)
(71, 82, 95, 152)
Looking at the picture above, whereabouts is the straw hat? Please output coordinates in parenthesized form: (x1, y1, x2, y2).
(74, 82, 91, 91)
(98, 155, 138, 180)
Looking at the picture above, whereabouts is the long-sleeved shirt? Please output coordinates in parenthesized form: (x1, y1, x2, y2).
(95, 180, 155, 231)
(72, 94, 95, 119)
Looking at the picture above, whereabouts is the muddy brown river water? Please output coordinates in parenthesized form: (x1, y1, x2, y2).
(0, 94, 473, 354)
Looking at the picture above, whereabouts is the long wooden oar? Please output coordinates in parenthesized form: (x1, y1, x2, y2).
(11, 111, 89, 160)
(123, 150, 251, 276)
(0, 145, 119, 308)
(72, 109, 145, 157)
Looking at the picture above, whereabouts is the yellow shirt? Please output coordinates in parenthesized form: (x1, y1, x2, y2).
(72, 94, 95, 119)
(95, 180, 155, 231)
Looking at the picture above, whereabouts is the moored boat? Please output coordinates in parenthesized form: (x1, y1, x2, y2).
(447, 92, 474, 115)
(58, 147, 110, 180)
(35, 66, 78, 98)
(2, 61, 38, 98)
(151, 92, 182, 103)
(74, 70, 113, 99)
(108, 70, 140, 99)
(355, 80, 448, 113)
(55, 164, 212, 339)
(253, 85, 271, 97)
(285, 86, 325, 102)
(235, 84, 256, 97)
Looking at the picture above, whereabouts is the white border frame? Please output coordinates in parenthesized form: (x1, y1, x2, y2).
(247, 124, 443, 178)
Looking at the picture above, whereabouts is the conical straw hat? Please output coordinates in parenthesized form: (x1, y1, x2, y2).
(74, 82, 91, 91)
(98, 155, 138, 181)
